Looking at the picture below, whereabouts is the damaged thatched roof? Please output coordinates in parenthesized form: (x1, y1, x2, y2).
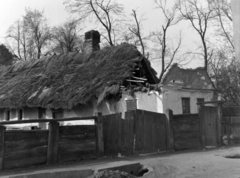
(162, 63, 214, 90)
(0, 43, 158, 109)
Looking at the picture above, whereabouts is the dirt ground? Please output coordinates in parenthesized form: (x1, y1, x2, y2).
(142, 146, 240, 178)
(2, 146, 240, 178)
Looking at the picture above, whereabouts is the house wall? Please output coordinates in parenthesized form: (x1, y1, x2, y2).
(111, 92, 163, 117)
(0, 91, 162, 127)
(135, 91, 163, 113)
(23, 108, 38, 120)
(63, 104, 95, 125)
(162, 88, 215, 115)
(3, 108, 40, 129)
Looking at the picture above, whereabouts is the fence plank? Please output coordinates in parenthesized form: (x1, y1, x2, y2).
(4, 156, 47, 170)
(4, 139, 48, 154)
(217, 103, 222, 145)
(135, 110, 143, 153)
(5, 130, 48, 142)
(59, 125, 95, 136)
(3, 146, 47, 169)
(199, 104, 206, 149)
(173, 114, 201, 150)
(47, 121, 59, 164)
(125, 111, 134, 155)
(166, 109, 174, 151)
(95, 113, 104, 156)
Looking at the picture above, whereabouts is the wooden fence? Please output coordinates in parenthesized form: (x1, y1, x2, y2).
(222, 106, 240, 145)
(0, 106, 225, 171)
(103, 110, 167, 156)
(172, 114, 201, 150)
(0, 115, 103, 170)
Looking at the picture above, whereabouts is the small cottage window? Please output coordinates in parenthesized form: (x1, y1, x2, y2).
(197, 98, 204, 113)
(52, 109, 63, 119)
(197, 98, 204, 104)
(182, 98, 190, 114)
(126, 99, 137, 111)
(17, 109, 23, 120)
(4, 110, 10, 121)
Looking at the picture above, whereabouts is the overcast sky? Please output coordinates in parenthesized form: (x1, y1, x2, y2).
(0, 0, 203, 73)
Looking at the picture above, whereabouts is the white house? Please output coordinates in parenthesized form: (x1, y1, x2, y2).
(160, 64, 216, 114)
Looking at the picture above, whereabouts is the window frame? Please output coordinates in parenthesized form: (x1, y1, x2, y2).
(197, 98, 205, 104)
(4, 110, 10, 121)
(17, 109, 23, 120)
(182, 97, 190, 114)
(52, 109, 63, 119)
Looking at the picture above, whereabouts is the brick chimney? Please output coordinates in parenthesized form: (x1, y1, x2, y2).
(83, 30, 100, 54)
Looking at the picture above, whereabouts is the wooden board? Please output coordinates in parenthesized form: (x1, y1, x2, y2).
(173, 114, 201, 150)
(203, 107, 218, 146)
(121, 111, 134, 155)
(5, 130, 48, 142)
(58, 125, 97, 162)
(58, 150, 97, 162)
(135, 110, 167, 154)
(4, 156, 47, 170)
(4, 146, 47, 169)
(5, 139, 48, 154)
(58, 142, 96, 152)
(59, 125, 96, 136)
(102, 113, 122, 156)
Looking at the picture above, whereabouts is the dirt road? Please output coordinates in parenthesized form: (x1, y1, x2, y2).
(2, 146, 240, 178)
(142, 147, 240, 178)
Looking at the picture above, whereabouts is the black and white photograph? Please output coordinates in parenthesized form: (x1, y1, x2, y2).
(0, 0, 239, 177)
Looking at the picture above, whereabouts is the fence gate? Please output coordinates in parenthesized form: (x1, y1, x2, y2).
(102, 110, 167, 156)
(201, 106, 218, 147)
(134, 110, 167, 154)
(102, 112, 134, 157)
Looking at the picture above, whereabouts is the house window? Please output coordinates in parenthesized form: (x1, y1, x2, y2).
(182, 98, 190, 114)
(126, 99, 137, 111)
(38, 108, 46, 119)
(17, 109, 23, 120)
(197, 98, 205, 113)
(197, 98, 204, 104)
(4, 110, 10, 121)
(52, 109, 63, 119)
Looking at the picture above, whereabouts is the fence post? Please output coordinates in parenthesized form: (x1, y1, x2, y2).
(217, 102, 222, 146)
(166, 109, 174, 151)
(199, 103, 206, 149)
(95, 113, 104, 156)
(0, 126, 5, 171)
(227, 117, 231, 145)
(47, 121, 59, 164)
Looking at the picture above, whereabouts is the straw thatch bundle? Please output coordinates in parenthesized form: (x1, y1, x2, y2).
(0, 43, 158, 109)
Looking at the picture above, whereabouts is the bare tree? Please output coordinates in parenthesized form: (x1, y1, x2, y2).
(6, 20, 28, 60)
(153, 0, 182, 82)
(177, 0, 216, 71)
(129, 10, 146, 56)
(209, 0, 234, 56)
(23, 8, 52, 59)
(52, 19, 83, 53)
(64, 0, 124, 46)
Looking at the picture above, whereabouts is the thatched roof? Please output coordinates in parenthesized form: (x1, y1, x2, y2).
(162, 64, 214, 90)
(0, 43, 158, 109)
